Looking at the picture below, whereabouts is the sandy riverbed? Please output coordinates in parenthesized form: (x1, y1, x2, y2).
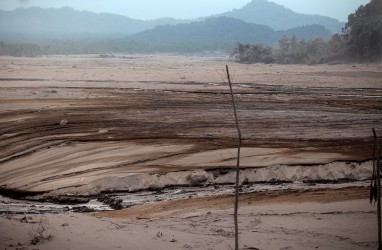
(0, 54, 381, 196)
(0, 54, 381, 249)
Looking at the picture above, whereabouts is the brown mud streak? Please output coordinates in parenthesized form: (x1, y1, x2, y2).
(99, 186, 371, 219)
(1, 88, 379, 154)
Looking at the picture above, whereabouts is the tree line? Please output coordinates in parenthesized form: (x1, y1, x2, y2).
(233, 0, 382, 64)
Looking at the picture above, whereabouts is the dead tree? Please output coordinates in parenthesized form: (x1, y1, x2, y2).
(226, 65, 242, 250)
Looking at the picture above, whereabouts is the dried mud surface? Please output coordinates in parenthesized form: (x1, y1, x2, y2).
(1, 54, 382, 250)
(0, 54, 381, 197)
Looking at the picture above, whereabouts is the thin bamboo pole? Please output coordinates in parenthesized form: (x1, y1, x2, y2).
(226, 65, 242, 250)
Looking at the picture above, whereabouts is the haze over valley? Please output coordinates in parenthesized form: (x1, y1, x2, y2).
(0, 0, 356, 53)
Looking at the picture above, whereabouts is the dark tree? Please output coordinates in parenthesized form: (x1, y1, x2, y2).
(343, 0, 382, 62)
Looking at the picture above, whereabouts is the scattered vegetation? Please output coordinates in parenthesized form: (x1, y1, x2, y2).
(233, 0, 382, 64)
(233, 35, 348, 64)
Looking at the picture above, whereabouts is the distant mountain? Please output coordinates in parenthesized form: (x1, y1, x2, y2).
(218, 0, 344, 34)
(0, 5, 336, 53)
(0, 7, 187, 42)
(0, 2, 345, 39)
(122, 17, 332, 52)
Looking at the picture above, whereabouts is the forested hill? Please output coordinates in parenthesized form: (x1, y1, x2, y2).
(133, 17, 275, 44)
(127, 17, 332, 51)
(218, 0, 344, 33)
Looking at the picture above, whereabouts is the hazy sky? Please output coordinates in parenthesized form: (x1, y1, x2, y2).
(0, 0, 370, 21)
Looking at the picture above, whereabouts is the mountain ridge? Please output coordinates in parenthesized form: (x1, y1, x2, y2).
(217, 0, 344, 33)
(0, 2, 340, 53)
(0, 7, 187, 36)
(124, 16, 332, 52)
(0, 0, 344, 39)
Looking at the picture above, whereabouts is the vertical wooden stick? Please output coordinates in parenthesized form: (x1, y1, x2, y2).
(226, 65, 242, 250)
(373, 128, 381, 250)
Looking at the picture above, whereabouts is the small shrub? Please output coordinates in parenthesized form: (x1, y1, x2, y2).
(30, 215, 54, 245)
